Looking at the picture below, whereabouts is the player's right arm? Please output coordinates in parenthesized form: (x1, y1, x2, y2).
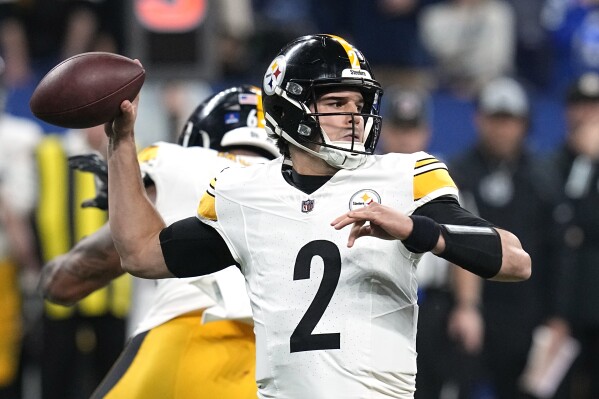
(106, 98, 236, 279)
(105, 98, 171, 278)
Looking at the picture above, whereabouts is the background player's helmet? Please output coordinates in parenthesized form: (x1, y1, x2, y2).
(262, 34, 383, 169)
(178, 85, 280, 159)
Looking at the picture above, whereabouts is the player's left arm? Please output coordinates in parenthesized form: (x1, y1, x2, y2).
(39, 223, 123, 305)
(414, 196, 531, 282)
(330, 198, 531, 282)
(331, 152, 530, 282)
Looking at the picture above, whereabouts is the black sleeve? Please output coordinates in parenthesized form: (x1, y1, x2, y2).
(413, 195, 496, 228)
(413, 195, 502, 278)
(159, 217, 239, 278)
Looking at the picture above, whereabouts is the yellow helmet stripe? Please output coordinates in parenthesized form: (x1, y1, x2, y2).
(327, 34, 360, 69)
(251, 86, 265, 128)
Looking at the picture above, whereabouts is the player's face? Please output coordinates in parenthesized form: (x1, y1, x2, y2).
(311, 90, 365, 144)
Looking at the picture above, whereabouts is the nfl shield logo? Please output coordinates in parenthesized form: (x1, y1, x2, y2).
(301, 199, 314, 213)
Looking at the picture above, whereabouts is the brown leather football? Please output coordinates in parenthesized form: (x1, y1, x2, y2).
(30, 52, 145, 129)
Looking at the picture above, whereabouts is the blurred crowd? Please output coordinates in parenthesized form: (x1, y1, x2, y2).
(1, 0, 599, 398)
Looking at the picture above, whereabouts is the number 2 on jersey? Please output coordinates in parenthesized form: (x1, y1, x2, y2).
(290, 240, 341, 353)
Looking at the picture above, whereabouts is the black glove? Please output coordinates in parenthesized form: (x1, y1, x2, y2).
(68, 153, 108, 210)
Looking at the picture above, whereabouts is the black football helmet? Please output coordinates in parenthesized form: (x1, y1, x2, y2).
(178, 85, 279, 159)
(262, 34, 383, 169)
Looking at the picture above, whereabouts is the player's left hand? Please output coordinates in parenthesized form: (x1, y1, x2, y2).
(331, 202, 413, 247)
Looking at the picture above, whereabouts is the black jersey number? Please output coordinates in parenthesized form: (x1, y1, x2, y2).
(290, 240, 341, 353)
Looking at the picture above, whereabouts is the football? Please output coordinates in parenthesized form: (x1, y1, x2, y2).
(30, 52, 145, 129)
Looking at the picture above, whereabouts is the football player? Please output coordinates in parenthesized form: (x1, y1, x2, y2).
(39, 85, 279, 399)
(106, 35, 531, 398)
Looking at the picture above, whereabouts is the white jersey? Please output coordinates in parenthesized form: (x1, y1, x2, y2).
(198, 152, 459, 398)
(133, 142, 260, 336)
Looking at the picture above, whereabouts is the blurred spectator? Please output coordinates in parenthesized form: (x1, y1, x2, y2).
(542, 0, 599, 95)
(0, 56, 43, 399)
(33, 126, 131, 399)
(213, 0, 257, 81)
(379, 88, 480, 398)
(249, 0, 316, 82)
(0, 3, 41, 130)
(312, 0, 439, 89)
(504, 0, 554, 90)
(419, 0, 516, 98)
(0, 1, 124, 130)
(448, 77, 571, 398)
(541, 71, 599, 399)
(379, 87, 432, 154)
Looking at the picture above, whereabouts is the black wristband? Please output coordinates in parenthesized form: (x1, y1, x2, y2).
(402, 215, 441, 253)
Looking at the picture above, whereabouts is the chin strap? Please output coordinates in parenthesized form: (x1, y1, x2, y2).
(319, 146, 366, 169)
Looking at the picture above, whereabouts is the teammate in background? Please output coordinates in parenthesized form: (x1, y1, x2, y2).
(106, 34, 531, 398)
(39, 85, 280, 398)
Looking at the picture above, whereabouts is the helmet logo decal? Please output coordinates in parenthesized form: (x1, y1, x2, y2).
(264, 55, 286, 96)
(349, 189, 381, 210)
(224, 112, 240, 124)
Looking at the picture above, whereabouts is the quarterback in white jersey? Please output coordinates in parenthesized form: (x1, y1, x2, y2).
(106, 35, 531, 399)
(40, 86, 279, 399)
(199, 151, 457, 397)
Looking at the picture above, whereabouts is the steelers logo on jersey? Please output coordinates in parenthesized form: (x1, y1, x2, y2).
(349, 189, 381, 210)
(263, 55, 286, 96)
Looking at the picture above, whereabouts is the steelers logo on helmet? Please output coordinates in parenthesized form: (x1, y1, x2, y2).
(349, 189, 382, 211)
(263, 55, 286, 96)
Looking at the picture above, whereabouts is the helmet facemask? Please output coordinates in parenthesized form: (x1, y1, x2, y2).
(266, 79, 383, 170)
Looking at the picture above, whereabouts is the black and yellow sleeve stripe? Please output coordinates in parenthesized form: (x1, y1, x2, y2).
(197, 177, 217, 221)
(413, 156, 457, 201)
